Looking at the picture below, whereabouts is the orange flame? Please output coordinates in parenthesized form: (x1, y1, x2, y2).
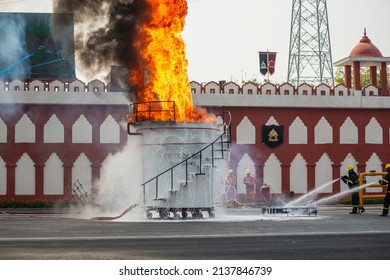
(130, 0, 213, 122)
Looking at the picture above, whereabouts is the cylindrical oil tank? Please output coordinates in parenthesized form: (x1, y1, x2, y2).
(133, 121, 221, 210)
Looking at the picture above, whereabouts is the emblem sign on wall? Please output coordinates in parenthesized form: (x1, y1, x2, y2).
(262, 124, 283, 148)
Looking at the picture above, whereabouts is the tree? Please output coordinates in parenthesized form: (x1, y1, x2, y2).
(334, 66, 390, 88)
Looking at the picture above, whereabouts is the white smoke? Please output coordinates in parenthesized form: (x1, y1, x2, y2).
(93, 136, 144, 214)
(0, 14, 29, 80)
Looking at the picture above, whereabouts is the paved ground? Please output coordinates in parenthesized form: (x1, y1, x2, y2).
(0, 205, 389, 259)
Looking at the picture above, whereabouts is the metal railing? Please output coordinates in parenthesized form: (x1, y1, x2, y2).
(72, 179, 90, 204)
(129, 101, 176, 123)
(141, 111, 232, 203)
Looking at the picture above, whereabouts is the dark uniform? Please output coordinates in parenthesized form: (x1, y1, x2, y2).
(341, 167, 360, 214)
(379, 166, 390, 217)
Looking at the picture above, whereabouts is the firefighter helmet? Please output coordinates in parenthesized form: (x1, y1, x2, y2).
(385, 163, 390, 170)
(245, 169, 251, 174)
(347, 165, 354, 171)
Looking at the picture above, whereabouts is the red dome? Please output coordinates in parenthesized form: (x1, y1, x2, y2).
(349, 30, 383, 57)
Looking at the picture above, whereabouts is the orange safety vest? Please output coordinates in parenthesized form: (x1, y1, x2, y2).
(243, 175, 255, 186)
(225, 174, 236, 185)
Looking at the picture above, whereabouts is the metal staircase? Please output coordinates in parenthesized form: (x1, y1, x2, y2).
(128, 102, 231, 219)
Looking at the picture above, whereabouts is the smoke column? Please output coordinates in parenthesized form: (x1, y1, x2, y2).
(52, 0, 150, 88)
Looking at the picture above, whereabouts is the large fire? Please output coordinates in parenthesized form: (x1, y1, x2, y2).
(130, 0, 212, 122)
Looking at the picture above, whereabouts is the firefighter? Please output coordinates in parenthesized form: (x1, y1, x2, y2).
(224, 169, 237, 202)
(225, 169, 236, 187)
(378, 163, 390, 217)
(260, 183, 271, 206)
(341, 165, 360, 214)
(243, 169, 255, 203)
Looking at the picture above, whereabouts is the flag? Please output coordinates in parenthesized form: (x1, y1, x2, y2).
(268, 52, 277, 75)
(258, 51, 277, 76)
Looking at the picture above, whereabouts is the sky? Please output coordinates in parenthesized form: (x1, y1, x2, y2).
(1, 0, 389, 84)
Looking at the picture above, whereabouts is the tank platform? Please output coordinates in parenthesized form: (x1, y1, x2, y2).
(144, 206, 215, 220)
(261, 206, 317, 216)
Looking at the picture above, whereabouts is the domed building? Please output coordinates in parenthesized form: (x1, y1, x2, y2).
(192, 30, 390, 202)
(334, 29, 390, 95)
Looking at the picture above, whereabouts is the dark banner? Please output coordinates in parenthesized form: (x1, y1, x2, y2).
(259, 52, 268, 76)
(258, 51, 277, 76)
(262, 124, 283, 148)
(268, 52, 277, 75)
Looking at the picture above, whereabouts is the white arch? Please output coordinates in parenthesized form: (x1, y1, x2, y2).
(264, 153, 282, 193)
(265, 116, 280, 126)
(72, 115, 92, 143)
(365, 153, 383, 193)
(72, 153, 92, 195)
(236, 153, 255, 194)
(315, 117, 333, 144)
(15, 114, 35, 143)
(0, 156, 6, 195)
(315, 153, 333, 193)
(340, 153, 358, 192)
(236, 116, 255, 144)
(44, 153, 64, 195)
(0, 117, 6, 143)
(15, 153, 35, 195)
(340, 117, 358, 144)
(100, 115, 120, 143)
(289, 117, 307, 144)
(365, 117, 382, 144)
(44, 114, 64, 143)
(290, 153, 308, 194)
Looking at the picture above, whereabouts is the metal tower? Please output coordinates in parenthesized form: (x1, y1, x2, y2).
(287, 0, 334, 86)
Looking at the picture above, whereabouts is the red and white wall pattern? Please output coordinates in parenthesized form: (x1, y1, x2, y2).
(0, 78, 389, 201)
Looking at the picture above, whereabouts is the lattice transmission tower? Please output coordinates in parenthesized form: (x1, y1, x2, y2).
(287, 0, 334, 86)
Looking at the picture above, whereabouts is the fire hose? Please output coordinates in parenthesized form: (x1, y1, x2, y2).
(90, 203, 139, 221)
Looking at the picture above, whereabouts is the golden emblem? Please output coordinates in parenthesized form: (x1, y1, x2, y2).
(268, 128, 279, 142)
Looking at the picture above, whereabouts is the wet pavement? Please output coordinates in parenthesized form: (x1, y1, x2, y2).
(0, 205, 389, 259)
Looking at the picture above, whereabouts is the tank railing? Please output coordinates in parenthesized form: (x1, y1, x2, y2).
(141, 127, 229, 204)
(129, 101, 176, 123)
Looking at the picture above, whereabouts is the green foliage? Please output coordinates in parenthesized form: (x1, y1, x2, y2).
(0, 199, 79, 208)
(334, 66, 390, 88)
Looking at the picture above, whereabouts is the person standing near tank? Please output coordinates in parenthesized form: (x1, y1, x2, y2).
(378, 163, 390, 217)
(243, 169, 255, 203)
(224, 169, 237, 202)
(341, 165, 360, 214)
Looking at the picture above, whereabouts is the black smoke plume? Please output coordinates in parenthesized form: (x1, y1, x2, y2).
(52, 0, 150, 86)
